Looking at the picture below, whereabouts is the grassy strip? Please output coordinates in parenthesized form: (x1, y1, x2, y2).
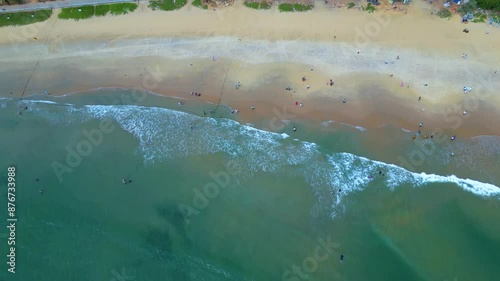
(244, 1, 272, 9)
(0, 9, 52, 27)
(192, 0, 208, 9)
(278, 3, 312, 12)
(58, 6, 95, 20)
(149, 0, 188, 11)
(109, 3, 138, 15)
(59, 3, 137, 20)
(95, 4, 111, 16)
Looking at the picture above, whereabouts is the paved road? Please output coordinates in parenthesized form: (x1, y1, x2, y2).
(0, 0, 143, 13)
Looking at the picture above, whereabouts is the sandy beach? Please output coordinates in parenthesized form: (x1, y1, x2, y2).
(1, 1, 499, 136)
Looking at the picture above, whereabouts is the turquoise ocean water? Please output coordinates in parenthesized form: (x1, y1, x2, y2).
(0, 90, 499, 281)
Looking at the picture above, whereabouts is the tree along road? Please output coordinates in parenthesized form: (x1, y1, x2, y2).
(0, 0, 143, 13)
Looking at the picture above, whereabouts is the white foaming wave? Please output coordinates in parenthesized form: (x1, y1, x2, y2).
(305, 151, 500, 217)
(23, 101, 500, 212)
(24, 100, 91, 126)
(74, 104, 310, 173)
(321, 120, 334, 127)
(79, 104, 500, 198)
(324, 152, 500, 200)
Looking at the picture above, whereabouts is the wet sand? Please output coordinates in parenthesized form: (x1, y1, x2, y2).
(0, 2, 499, 138)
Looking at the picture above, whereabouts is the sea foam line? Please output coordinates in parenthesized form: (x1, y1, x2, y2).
(22, 100, 500, 207)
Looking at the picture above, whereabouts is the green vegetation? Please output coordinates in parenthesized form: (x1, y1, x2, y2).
(492, 14, 500, 23)
(476, 0, 500, 12)
(365, 2, 376, 13)
(59, 6, 95, 20)
(260, 1, 271, 9)
(109, 3, 138, 15)
(95, 4, 111, 16)
(456, 0, 499, 24)
(457, 0, 477, 15)
(149, 0, 188, 11)
(278, 3, 313, 12)
(472, 12, 487, 22)
(244, 1, 272, 9)
(347, 2, 356, 9)
(437, 8, 452, 18)
(0, 9, 52, 27)
(192, 0, 208, 9)
(59, 3, 137, 20)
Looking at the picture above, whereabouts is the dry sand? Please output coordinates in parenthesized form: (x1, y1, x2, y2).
(0, 1, 499, 136)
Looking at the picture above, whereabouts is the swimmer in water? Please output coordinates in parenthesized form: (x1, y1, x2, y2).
(293, 126, 297, 132)
(342, 98, 346, 104)
(340, 254, 344, 262)
(122, 178, 127, 184)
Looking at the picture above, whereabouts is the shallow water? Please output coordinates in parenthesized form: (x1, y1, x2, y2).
(0, 90, 499, 281)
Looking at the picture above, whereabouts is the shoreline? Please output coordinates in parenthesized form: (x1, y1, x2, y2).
(1, 2, 499, 138)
